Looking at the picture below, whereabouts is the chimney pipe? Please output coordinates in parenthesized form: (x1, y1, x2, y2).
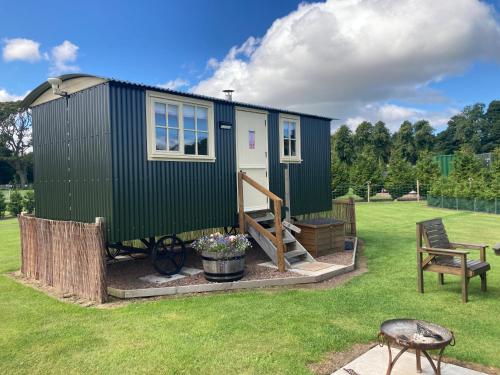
(223, 89, 234, 101)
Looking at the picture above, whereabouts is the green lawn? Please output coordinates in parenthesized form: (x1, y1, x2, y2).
(1, 202, 499, 374)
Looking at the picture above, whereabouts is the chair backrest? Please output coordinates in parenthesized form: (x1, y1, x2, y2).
(418, 218, 451, 249)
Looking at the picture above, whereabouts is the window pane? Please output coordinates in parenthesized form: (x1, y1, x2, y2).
(168, 129, 179, 151)
(154, 102, 166, 126)
(197, 132, 208, 155)
(168, 105, 179, 128)
(197, 107, 208, 131)
(184, 105, 195, 130)
(289, 122, 296, 140)
(155, 127, 166, 150)
(184, 130, 196, 155)
(283, 138, 289, 156)
(249, 130, 255, 149)
(283, 121, 289, 139)
(290, 139, 296, 156)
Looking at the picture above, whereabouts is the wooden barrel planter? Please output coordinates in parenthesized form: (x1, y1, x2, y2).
(294, 218, 345, 257)
(201, 250, 245, 282)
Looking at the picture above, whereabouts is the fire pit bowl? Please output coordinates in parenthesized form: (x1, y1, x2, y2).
(379, 319, 454, 375)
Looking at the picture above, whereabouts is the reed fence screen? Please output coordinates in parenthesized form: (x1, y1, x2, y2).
(19, 214, 107, 303)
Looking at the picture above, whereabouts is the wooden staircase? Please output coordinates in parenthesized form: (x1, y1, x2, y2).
(237, 171, 317, 271)
(246, 211, 316, 269)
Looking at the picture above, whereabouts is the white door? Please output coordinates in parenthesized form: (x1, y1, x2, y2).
(236, 109, 269, 212)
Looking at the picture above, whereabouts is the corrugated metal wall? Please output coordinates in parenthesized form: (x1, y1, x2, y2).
(32, 84, 113, 238)
(32, 97, 70, 219)
(268, 112, 331, 216)
(108, 82, 236, 242)
(33, 81, 331, 243)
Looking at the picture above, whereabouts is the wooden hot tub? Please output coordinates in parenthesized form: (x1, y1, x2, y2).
(294, 218, 345, 257)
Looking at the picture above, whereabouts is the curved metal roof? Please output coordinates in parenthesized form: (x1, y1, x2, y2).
(22, 73, 334, 121)
(21, 73, 106, 108)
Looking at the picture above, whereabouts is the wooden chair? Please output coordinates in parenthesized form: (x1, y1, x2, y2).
(416, 218, 490, 303)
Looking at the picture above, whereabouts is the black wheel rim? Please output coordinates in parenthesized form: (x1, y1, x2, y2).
(152, 235, 186, 275)
(106, 244, 121, 259)
(224, 225, 238, 235)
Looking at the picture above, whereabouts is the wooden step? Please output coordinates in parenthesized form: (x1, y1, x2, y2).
(285, 249, 308, 259)
(251, 213, 275, 223)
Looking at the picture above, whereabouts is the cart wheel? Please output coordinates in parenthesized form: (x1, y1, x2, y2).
(106, 243, 122, 259)
(152, 235, 186, 275)
(224, 225, 239, 235)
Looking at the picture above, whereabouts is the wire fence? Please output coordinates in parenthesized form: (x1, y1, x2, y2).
(428, 195, 500, 214)
(332, 181, 430, 202)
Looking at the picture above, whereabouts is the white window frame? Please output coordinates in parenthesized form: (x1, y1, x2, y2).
(146, 90, 216, 162)
(279, 113, 301, 163)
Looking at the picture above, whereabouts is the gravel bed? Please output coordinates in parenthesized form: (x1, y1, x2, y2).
(316, 250, 354, 266)
(107, 241, 352, 290)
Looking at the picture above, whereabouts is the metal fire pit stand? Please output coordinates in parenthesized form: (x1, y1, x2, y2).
(378, 319, 455, 375)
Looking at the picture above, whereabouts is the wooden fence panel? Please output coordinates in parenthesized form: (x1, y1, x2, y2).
(19, 215, 107, 303)
(332, 198, 357, 236)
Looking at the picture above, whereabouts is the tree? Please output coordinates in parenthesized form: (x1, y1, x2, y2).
(449, 145, 484, 181)
(372, 121, 391, 163)
(483, 100, 500, 152)
(435, 103, 487, 154)
(385, 150, 415, 198)
(414, 120, 435, 154)
(331, 125, 354, 164)
(7, 191, 23, 216)
(331, 156, 350, 198)
(0, 109, 32, 187)
(392, 121, 416, 163)
(415, 151, 440, 185)
(23, 191, 35, 214)
(353, 121, 373, 151)
(454, 103, 487, 153)
(415, 151, 440, 196)
(0, 101, 21, 122)
(350, 148, 384, 198)
(0, 193, 6, 218)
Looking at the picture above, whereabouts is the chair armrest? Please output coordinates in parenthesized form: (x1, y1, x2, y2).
(419, 247, 469, 256)
(450, 242, 488, 250)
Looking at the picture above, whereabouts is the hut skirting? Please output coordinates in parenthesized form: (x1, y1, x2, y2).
(19, 214, 107, 303)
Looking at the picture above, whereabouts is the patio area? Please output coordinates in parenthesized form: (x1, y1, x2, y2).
(332, 345, 487, 375)
(106, 238, 357, 298)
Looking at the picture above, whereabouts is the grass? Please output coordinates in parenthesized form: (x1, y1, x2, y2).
(335, 187, 364, 202)
(0, 202, 499, 374)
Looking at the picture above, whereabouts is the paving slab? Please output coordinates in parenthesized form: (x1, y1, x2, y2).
(332, 345, 486, 375)
(139, 273, 186, 284)
(179, 267, 203, 276)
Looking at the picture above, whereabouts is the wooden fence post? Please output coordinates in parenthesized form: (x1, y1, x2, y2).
(238, 171, 245, 234)
(416, 179, 420, 202)
(367, 181, 371, 203)
(274, 202, 285, 272)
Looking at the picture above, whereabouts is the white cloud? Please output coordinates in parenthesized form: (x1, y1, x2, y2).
(344, 103, 460, 132)
(50, 40, 79, 74)
(0, 88, 27, 102)
(157, 78, 190, 90)
(192, 0, 500, 128)
(2, 38, 42, 62)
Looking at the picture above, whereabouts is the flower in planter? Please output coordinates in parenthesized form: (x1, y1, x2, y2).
(193, 232, 251, 255)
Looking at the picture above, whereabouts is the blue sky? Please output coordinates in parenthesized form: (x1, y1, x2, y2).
(1, 0, 500, 132)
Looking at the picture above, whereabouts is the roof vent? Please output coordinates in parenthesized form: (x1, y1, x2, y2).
(223, 89, 234, 101)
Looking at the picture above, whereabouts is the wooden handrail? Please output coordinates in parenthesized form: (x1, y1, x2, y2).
(240, 172, 283, 203)
(238, 171, 285, 272)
